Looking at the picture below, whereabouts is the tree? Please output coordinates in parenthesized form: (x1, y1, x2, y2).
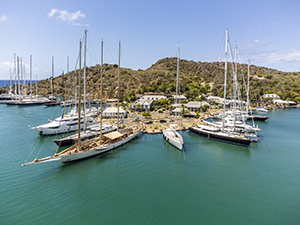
(136, 103, 141, 112)
(142, 112, 151, 118)
(293, 96, 300, 103)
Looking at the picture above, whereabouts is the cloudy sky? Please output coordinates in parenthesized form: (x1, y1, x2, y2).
(0, 0, 300, 80)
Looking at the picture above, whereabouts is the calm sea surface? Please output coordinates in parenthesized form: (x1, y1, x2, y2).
(1, 105, 299, 225)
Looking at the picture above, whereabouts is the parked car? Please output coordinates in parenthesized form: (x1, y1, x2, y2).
(159, 119, 167, 123)
(115, 120, 124, 124)
(145, 120, 153, 124)
(134, 117, 139, 121)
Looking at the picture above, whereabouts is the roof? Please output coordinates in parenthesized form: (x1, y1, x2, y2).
(263, 94, 280, 98)
(273, 99, 296, 104)
(103, 131, 124, 139)
(172, 94, 187, 99)
(185, 101, 209, 108)
(103, 107, 126, 113)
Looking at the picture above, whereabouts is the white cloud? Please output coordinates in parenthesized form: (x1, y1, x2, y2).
(0, 60, 37, 80)
(240, 46, 300, 72)
(261, 49, 300, 65)
(0, 14, 7, 22)
(48, 8, 58, 18)
(47, 8, 87, 26)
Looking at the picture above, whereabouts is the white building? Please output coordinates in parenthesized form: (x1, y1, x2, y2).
(184, 101, 210, 113)
(131, 98, 154, 111)
(263, 94, 281, 99)
(172, 94, 187, 102)
(140, 94, 167, 101)
(103, 107, 127, 118)
(273, 99, 296, 106)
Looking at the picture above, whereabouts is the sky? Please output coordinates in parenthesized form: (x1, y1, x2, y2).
(1, 0, 300, 80)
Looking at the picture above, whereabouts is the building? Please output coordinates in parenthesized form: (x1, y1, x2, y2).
(131, 98, 154, 111)
(263, 94, 281, 99)
(102, 107, 127, 118)
(172, 94, 187, 102)
(184, 101, 210, 114)
(140, 94, 167, 101)
(273, 99, 296, 106)
(131, 94, 167, 111)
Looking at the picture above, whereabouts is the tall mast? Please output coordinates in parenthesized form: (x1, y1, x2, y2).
(23, 65, 26, 95)
(100, 39, 103, 141)
(36, 75, 38, 96)
(233, 42, 237, 131)
(30, 55, 32, 99)
(20, 57, 23, 95)
(175, 43, 180, 128)
(83, 29, 87, 132)
(246, 60, 250, 114)
(78, 40, 82, 149)
(117, 40, 120, 131)
(63, 72, 67, 116)
(9, 69, 12, 94)
(67, 56, 70, 102)
(17, 57, 20, 99)
(51, 56, 54, 97)
(14, 53, 17, 95)
(221, 30, 228, 132)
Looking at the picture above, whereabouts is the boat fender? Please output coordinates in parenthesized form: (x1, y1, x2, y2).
(167, 138, 169, 142)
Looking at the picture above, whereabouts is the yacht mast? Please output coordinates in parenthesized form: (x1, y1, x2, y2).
(23, 64, 26, 95)
(9, 69, 12, 95)
(175, 43, 180, 129)
(83, 29, 87, 132)
(51, 56, 54, 97)
(67, 56, 70, 102)
(17, 57, 20, 99)
(78, 40, 82, 149)
(14, 53, 17, 95)
(100, 39, 103, 141)
(20, 57, 23, 95)
(233, 42, 237, 131)
(36, 75, 38, 96)
(221, 30, 228, 132)
(246, 60, 250, 114)
(117, 40, 120, 131)
(30, 55, 32, 99)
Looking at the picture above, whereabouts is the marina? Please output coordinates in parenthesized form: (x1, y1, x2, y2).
(1, 0, 300, 223)
(1, 103, 300, 224)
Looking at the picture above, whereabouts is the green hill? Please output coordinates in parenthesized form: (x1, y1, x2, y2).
(6, 58, 300, 103)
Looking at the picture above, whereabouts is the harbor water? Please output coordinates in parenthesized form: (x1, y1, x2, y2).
(1, 104, 300, 224)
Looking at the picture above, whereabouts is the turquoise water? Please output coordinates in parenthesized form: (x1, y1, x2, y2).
(1, 105, 300, 225)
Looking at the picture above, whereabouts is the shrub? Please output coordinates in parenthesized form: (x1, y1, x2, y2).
(142, 112, 151, 117)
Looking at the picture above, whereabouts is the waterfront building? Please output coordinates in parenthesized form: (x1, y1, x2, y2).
(102, 106, 127, 118)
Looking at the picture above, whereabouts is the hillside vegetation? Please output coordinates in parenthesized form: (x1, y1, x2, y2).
(10, 58, 300, 103)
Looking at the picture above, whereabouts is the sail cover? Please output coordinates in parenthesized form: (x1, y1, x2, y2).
(103, 131, 124, 140)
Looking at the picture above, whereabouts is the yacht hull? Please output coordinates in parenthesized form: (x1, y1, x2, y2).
(32, 121, 96, 136)
(58, 131, 141, 163)
(162, 129, 183, 150)
(189, 126, 250, 147)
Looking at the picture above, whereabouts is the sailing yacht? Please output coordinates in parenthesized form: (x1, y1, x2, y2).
(162, 44, 184, 151)
(189, 30, 251, 147)
(256, 106, 268, 113)
(53, 122, 117, 146)
(22, 35, 142, 166)
(31, 111, 97, 136)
